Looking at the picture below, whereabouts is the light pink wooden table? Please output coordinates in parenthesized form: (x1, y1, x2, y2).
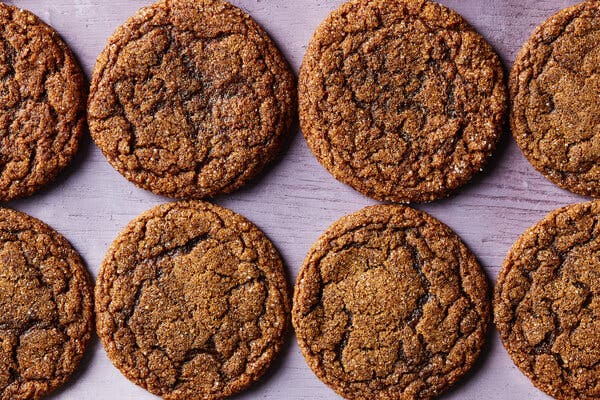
(5, 0, 585, 399)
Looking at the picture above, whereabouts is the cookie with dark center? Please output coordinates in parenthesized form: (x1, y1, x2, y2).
(495, 201, 600, 399)
(0, 208, 93, 399)
(95, 200, 290, 399)
(88, 0, 295, 199)
(293, 205, 489, 399)
(0, 4, 86, 201)
(511, 1, 600, 197)
(298, 0, 507, 203)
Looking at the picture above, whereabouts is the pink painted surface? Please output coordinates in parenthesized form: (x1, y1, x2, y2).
(3, 0, 585, 399)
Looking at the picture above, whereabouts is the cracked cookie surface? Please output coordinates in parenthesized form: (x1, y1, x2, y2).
(0, 4, 85, 202)
(88, 0, 295, 199)
(495, 201, 600, 400)
(95, 201, 290, 399)
(298, 0, 506, 203)
(511, 1, 600, 197)
(0, 208, 93, 400)
(292, 205, 489, 399)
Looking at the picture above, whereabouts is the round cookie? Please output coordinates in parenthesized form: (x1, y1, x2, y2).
(0, 4, 86, 201)
(0, 208, 93, 399)
(293, 205, 489, 399)
(88, 0, 295, 199)
(298, 0, 507, 203)
(95, 201, 290, 399)
(511, 2, 600, 197)
(495, 201, 600, 400)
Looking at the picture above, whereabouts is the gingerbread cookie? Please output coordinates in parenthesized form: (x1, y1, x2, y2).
(88, 0, 295, 199)
(0, 208, 93, 399)
(0, 4, 86, 201)
(511, 2, 600, 197)
(299, 0, 507, 203)
(495, 201, 600, 399)
(293, 205, 489, 399)
(95, 201, 290, 399)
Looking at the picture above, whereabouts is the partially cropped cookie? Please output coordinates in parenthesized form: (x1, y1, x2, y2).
(0, 208, 93, 399)
(299, 0, 506, 203)
(0, 4, 86, 201)
(88, 0, 295, 199)
(511, 2, 600, 197)
(95, 201, 290, 399)
(293, 205, 489, 399)
(495, 201, 600, 400)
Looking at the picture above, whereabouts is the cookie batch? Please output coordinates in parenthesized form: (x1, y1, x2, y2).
(0, 0, 598, 399)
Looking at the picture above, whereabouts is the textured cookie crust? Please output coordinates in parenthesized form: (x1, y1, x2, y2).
(88, 0, 295, 199)
(511, 1, 600, 197)
(495, 201, 600, 400)
(0, 208, 93, 400)
(95, 201, 290, 399)
(298, 0, 506, 203)
(0, 4, 85, 202)
(293, 205, 489, 399)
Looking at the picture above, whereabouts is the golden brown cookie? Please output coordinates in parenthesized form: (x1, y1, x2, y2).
(88, 0, 295, 200)
(0, 4, 86, 202)
(495, 201, 600, 400)
(293, 205, 489, 399)
(298, 0, 507, 203)
(511, 2, 600, 197)
(0, 208, 93, 399)
(95, 201, 290, 399)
